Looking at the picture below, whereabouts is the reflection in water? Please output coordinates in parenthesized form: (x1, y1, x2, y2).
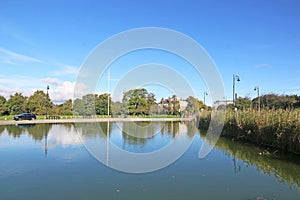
(0, 122, 300, 191)
(200, 131, 300, 189)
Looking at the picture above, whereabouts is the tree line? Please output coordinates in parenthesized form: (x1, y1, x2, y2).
(1, 89, 300, 116)
(234, 94, 300, 110)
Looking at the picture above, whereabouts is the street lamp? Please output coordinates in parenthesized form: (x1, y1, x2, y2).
(254, 86, 260, 112)
(46, 85, 49, 119)
(203, 91, 208, 106)
(232, 74, 240, 107)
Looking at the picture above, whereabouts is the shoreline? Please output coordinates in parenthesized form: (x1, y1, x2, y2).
(0, 117, 195, 126)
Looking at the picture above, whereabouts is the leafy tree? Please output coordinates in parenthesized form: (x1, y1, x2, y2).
(95, 93, 111, 115)
(82, 94, 96, 115)
(186, 96, 200, 113)
(54, 99, 73, 115)
(236, 97, 252, 110)
(25, 90, 52, 115)
(73, 98, 85, 115)
(0, 95, 6, 115)
(186, 96, 205, 113)
(6, 93, 27, 115)
(111, 101, 126, 116)
(60, 99, 73, 115)
(255, 94, 297, 110)
(122, 88, 156, 115)
(73, 94, 97, 116)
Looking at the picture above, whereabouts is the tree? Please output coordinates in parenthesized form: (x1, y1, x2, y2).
(73, 98, 85, 115)
(0, 96, 6, 115)
(54, 99, 73, 115)
(60, 99, 73, 115)
(255, 94, 297, 110)
(236, 97, 252, 110)
(122, 88, 156, 115)
(6, 93, 27, 115)
(73, 94, 96, 116)
(111, 101, 126, 116)
(95, 93, 111, 115)
(24, 90, 52, 115)
(166, 95, 180, 115)
(186, 96, 205, 113)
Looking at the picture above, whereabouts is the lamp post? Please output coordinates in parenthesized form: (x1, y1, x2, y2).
(46, 85, 49, 119)
(232, 74, 240, 107)
(107, 68, 110, 117)
(254, 86, 260, 112)
(203, 91, 208, 106)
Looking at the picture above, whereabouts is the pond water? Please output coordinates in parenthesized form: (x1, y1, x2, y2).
(0, 122, 299, 200)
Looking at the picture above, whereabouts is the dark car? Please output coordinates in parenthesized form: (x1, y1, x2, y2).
(13, 113, 36, 121)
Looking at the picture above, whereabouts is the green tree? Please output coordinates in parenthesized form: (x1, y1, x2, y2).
(186, 96, 204, 113)
(54, 99, 73, 115)
(255, 94, 297, 110)
(111, 101, 126, 116)
(73, 94, 96, 116)
(83, 94, 96, 115)
(122, 88, 156, 115)
(6, 93, 27, 115)
(0, 95, 6, 115)
(73, 98, 85, 115)
(236, 97, 252, 110)
(95, 93, 111, 115)
(25, 90, 52, 115)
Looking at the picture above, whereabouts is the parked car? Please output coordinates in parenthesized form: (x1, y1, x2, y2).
(13, 113, 36, 121)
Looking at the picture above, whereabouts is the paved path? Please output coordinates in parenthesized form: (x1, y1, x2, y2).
(0, 117, 195, 125)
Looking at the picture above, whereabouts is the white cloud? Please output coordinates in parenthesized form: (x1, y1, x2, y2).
(0, 74, 89, 103)
(0, 47, 42, 63)
(41, 78, 62, 86)
(50, 81, 75, 103)
(0, 85, 32, 98)
(47, 125, 82, 148)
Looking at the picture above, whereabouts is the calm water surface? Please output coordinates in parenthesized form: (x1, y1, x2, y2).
(0, 122, 299, 200)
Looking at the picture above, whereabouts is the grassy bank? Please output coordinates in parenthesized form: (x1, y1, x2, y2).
(198, 109, 300, 155)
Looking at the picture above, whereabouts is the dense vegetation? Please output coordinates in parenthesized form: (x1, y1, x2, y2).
(0, 88, 205, 117)
(199, 108, 300, 155)
(1, 89, 300, 117)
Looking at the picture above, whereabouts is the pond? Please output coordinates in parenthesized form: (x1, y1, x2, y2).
(0, 122, 299, 200)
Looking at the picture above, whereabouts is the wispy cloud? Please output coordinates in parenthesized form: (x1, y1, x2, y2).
(0, 47, 42, 64)
(255, 63, 272, 69)
(41, 77, 62, 86)
(51, 64, 79, 76)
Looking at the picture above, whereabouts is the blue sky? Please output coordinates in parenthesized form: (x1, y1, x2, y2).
(0, 0, 300, 104)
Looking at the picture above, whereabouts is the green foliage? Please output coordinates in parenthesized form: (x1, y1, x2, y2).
(0, 95, 6, 115)
(6, 93, 27, 115)
(53, 99, 73, 115)
(235, 97, 252, 110)
(24, 90, 52, 115)
(95, 93, 111, 115)
(111, 101, 126, 116)
(122, 88, 156, 115)
(255, 94, 298, 109)
(199, 108, 300, 154)
(73, 94, 95, 116)
(186, 96, 200, 113)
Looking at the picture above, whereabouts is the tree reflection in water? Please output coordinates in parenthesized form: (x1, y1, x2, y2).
(200, 131, 300, 189)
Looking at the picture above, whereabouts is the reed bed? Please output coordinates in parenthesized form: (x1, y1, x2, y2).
(198, 109, 300, 154)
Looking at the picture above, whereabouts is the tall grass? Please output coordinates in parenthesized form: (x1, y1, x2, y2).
(198, 109, 300, 155)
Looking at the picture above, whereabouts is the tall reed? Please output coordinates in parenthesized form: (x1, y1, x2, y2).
(198, 109, 300, 154)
